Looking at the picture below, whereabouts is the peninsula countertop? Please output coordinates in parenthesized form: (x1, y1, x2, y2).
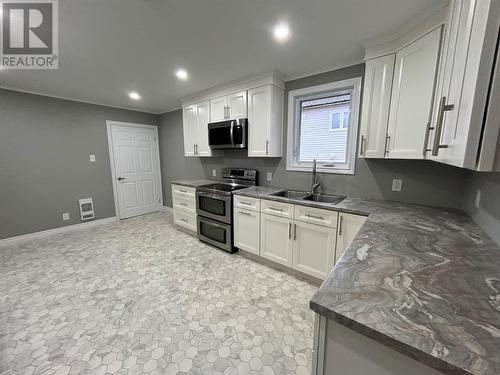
(234, 187, 500, 375)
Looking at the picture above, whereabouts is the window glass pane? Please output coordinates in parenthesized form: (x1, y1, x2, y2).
(299, 93, 351, 163)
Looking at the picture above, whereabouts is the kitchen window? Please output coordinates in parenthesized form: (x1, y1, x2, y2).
(286, 78, 361, 174)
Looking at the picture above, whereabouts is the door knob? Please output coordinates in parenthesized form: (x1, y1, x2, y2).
(117, 177, 125, 181)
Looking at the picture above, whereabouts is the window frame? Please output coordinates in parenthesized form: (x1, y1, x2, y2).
(286, 77, 362, 175)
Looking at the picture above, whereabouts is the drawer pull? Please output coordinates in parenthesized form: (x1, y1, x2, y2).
(240, 201, 253, 206)
(239, 211, 253, 216)
(268, 207, 283, 212)
(180, 218, 188, 222)
(177, 189, 187, 193)
(306, 213, 324, 220)
(179, 203, 187, 206)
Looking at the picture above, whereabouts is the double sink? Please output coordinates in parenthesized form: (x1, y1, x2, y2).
(270, 190, 345, 205)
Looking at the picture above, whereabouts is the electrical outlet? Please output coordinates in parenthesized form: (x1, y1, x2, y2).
(475, 189, 481, 208)
(62, 212, 70, 221)
(212, 169, 217, 177)
(392, 179, 403, 192)
(267, 172, 273, 181)
(89, 154, 96, 162)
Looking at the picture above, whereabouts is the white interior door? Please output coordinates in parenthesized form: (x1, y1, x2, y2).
(108, 122, 163, 219)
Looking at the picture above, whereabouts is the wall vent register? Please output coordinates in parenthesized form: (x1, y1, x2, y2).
(79, 198, 95, 220)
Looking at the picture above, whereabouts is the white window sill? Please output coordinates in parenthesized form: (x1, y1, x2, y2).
(286, 165, 355, 175)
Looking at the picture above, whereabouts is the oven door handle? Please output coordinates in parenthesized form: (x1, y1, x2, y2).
(230, 120, 235, 146)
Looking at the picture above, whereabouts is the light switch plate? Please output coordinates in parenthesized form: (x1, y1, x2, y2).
(392, 179, 403, 192)
(62, 212, 70, 221)
(475, 189, 481, 208)
(89, 154, 96, 162)
(267, 172, 273, 181)
(212, 169, 217, 177)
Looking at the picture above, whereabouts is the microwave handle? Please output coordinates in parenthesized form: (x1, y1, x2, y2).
(230, 121, 235, 146)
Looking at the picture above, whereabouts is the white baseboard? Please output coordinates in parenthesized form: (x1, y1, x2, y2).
(159, 206, 173, 213)
(0, 216, 118, 247)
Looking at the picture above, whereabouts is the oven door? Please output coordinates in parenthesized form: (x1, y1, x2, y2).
(196, 190, 232, 224)
(197, 216, 233, 252)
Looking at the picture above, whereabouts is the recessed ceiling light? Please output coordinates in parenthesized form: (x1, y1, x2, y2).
(273, 23, 291, 43)
(176, 69, 188, 80)
(128, 91, 141, 100)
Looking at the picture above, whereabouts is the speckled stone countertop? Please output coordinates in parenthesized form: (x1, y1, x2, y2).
(171, 179, 216, 188)
(235, 187, 500, 375)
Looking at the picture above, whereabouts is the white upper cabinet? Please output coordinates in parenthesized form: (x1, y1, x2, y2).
(248, 84, 284, 157)
(182, 105, 197, 157)
(209, 91, 247, 122)
(182, 100, 213, 157)
(182, 73, 284, 158)
(195, 101, 211, 157)
(359, 54, 395, 158)
(427, 0, 500, 170)
(227, 91, 247, 119)
(210, 95, 228, 122)
(386, 27, 442, 159)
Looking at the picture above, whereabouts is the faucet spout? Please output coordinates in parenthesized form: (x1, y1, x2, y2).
(310, 159, 321, 194)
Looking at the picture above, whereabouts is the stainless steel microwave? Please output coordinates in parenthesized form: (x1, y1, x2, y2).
(208, 119, 247, 149)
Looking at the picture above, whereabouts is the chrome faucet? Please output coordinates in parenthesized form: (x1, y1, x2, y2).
(310, 159, 320, 194)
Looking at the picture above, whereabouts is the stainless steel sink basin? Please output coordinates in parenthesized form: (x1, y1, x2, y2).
(302, 193, 345, 205)
(270, 190, 311, 199)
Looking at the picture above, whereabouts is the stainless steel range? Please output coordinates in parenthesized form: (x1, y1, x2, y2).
(196, 168, 257, 252)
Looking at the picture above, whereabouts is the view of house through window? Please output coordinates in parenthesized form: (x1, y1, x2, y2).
(299, 94, 351, 163)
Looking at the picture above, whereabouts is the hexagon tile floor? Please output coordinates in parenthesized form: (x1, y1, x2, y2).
(0, 212, 317, 375)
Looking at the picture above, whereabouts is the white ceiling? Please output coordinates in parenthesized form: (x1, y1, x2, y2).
(0, 0, 446, 114)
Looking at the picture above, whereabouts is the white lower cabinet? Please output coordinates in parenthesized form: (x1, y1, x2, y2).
(233, 208, 260, 255)
(293, 221, 337, 280)
(171, 184, 197, 232)
(260, 213, 293, 267)
(335, 213, 367, 263)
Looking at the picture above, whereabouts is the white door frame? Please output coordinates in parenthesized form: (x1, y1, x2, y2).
(106, 120, 163, 219)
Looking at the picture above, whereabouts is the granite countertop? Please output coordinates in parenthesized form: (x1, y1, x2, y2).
(171, 179, 217, 188)
(234, 187, 500, 375)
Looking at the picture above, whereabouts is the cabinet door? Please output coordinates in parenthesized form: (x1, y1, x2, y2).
(359, 54, 395, 158)
(210, 95, 227, 122)
(248, 85, 271, 157)
(182, 105, 197, 157)
(260, 213, 293, 267)
(292, 221, 336, 280)
(195, 100, 211, 157)
(227, 91, 247, 119)
(386, 27, 442, 159)
(234, 208, 260, 255)
(335, 213, 367, 263)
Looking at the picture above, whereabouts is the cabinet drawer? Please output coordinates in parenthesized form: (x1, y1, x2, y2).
(261, 199, 294, 218)
(173, 194, 196, 213)
(173, 209, 197, 232)
(294, 205, 338, 228)
(234, 195, 260, 212)
(171, 184, 195, 198)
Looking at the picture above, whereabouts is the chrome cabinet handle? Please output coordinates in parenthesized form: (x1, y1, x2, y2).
(239, 210, 252, 216)
(265, 140, 269, 155)
(268, 207, 283, 212)
(240, 201, 253, 206)
(306, 213, 324, 220)
(227, 105, 230, 119)
(293, 224, 297, 240)
(179, 202, 187, 206)
(339, 215, 343, 236)
(180, 218, 188, 222)
(432, 96, 454, 156)
(384, 135, 391, 157)
(288, 222, 292, 239)
(423, 121, 434, 156)
(360, 135, 365, 155)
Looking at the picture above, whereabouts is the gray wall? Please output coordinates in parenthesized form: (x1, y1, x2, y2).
(160, 64, 470, 209)
(463, 172, 500, 245)
(0, 89, 158, 239)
